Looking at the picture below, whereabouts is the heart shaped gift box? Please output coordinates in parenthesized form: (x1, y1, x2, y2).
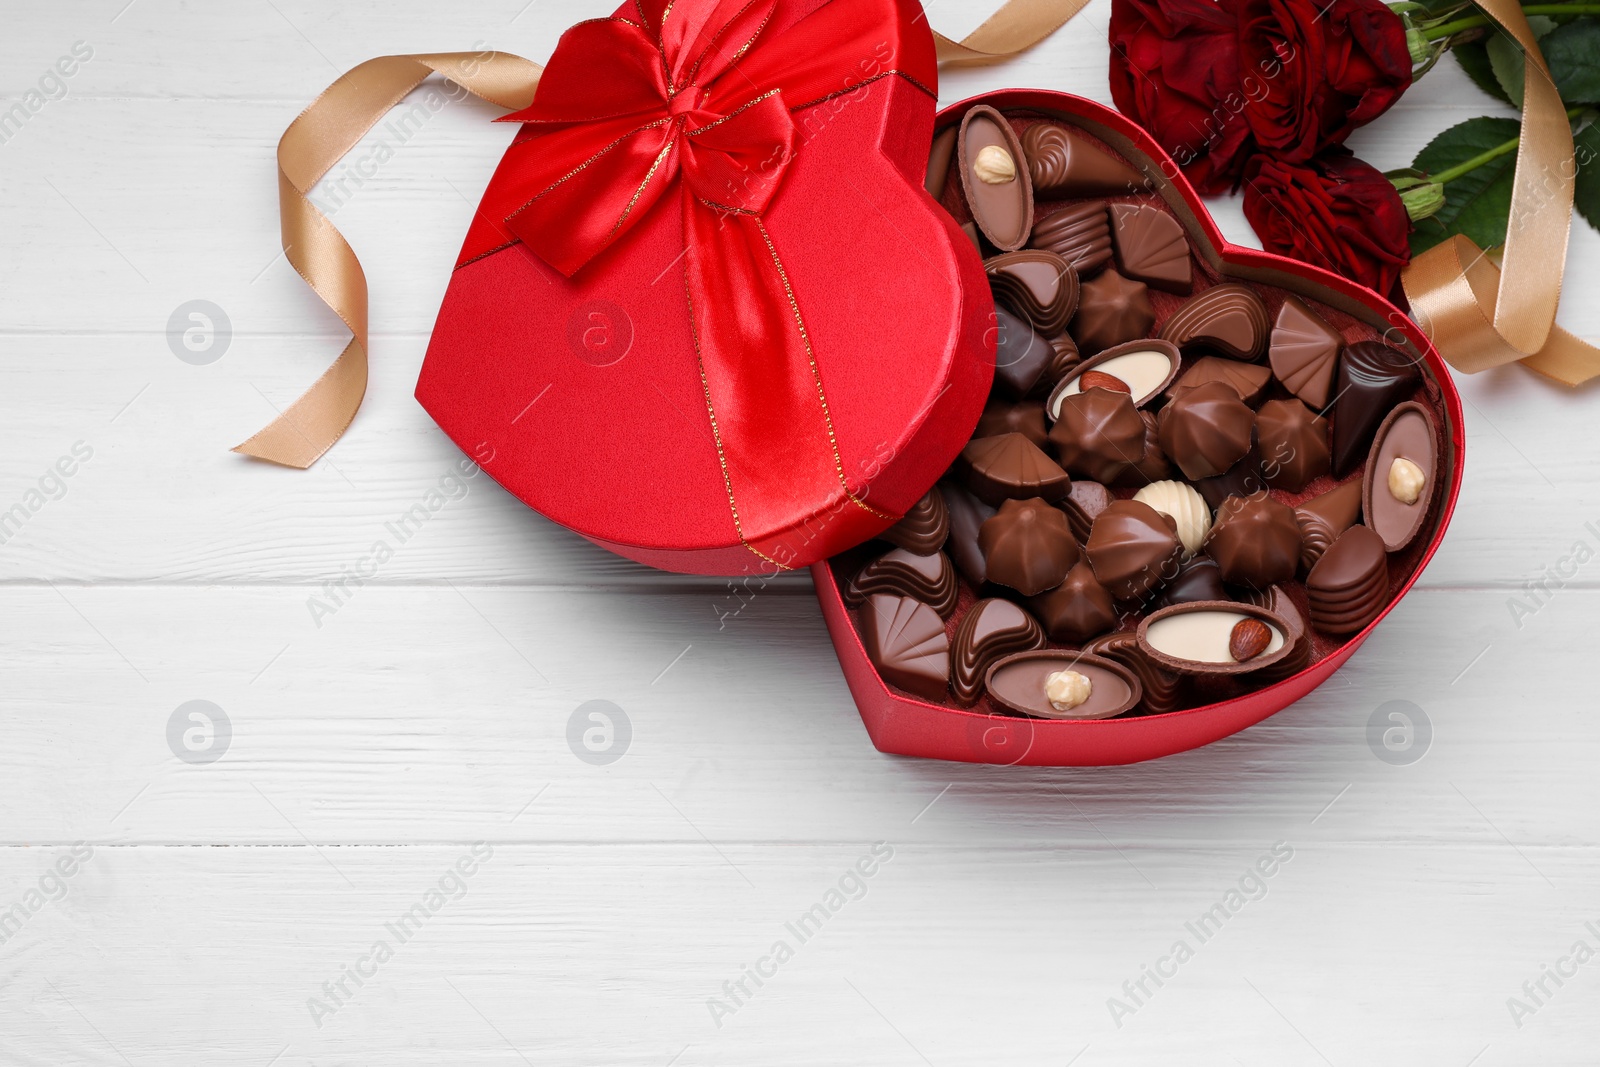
(813, 89, 1465, 766)
(416, 0, 993, 575)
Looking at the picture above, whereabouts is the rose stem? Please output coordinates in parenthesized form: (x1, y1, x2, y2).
(1428, 106, 1588, 185)
(1423, 6, 1600, 39)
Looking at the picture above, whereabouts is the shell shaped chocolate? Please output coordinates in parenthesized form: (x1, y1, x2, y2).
(859, 595, 950, 703)
(1205, 494, 1303, 590)
(1157, 380, 1254, 481)
(1306, 525, 1389, 635)
(1133, 480, 1213, 557)
(848, 548, 960, 619)
(880, 490, 950, 555)
(1030, 202, 1113, 275)
(987, 250, 1080, 337)
(1022, 124, 1147, 197)
(1271, 295, 1343, 408)
(1048, 388, 1148, 485)
(978, 497, 1081, 596)
(1158, 283, 1270, 361)
(1110, 203, 1192, 294)
(951, 598, 1046, 706)
(1086, 499, 1184, 601)
(962, 432, 1071, 507)
(1255, 398, 1331, 492)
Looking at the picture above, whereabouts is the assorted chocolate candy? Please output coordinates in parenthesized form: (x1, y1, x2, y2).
(839, 114, 1448, 720)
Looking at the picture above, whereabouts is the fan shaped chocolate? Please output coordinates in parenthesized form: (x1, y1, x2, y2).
(985, 651, 1142, 720)
(1205, 494, 1303, 589)
(1168, 356, 1273, 407)
(1021, 124, 1148, 197)
(1306, 525, 1389, 634)
(1157, 380, 1254, 481)
(1110, 204, 1192, 294)
(1048, 388, 1148, 484)
(1061, 479, 1113, 542)
(880, 489, 949, 555)
(959, 105, 1033, 251)
(859, 595, 950, 702)
(1138, 601, 1293, 676)
(987, 250, 1079, 337)
(1158, 283, 1270, 361)
(1363, 402, 1439, 553)
(961, 432, 1070, 506)
(979, 497, 1081, 596)
(951, 598, 1046, 706)
(1070, 270, 1154, 354)
(1332, 341, 1423, 475)
(1083, 632, 1184, 713)
(1271, 295, 1343, 408)
(993, 307, 1054, 400)
(1047, 340, 1181, 414)
(975, 399, 1048, 449)
(940, 482, 995, 586)
(1255, 398, 1330, 492)
(1295, 480, 1362, 571)
(848, 548, 959, 619)
(1029, 201, 1112, 274)
(1029, 561, 1118, 643)
(1086, 500, 1183, 601)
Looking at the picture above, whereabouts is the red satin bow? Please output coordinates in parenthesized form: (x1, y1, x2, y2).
(456, 0, 938, 569)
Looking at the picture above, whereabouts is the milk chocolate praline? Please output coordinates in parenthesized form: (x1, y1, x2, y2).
(1255, 399, 1330, 492)
(859, 595, 950, 702)
(993, 308, 1054, 400)
(1205, 494, 1303, 590)
(1306, 525, 1389, 634)
(1071, 270, 1154, 354)
(962, 433, 1071, 507)
(1362, 401, 1439, 553)
(984, 650, 1142, 720)
(979, 498, 1080, 596)
(1158, 380, 1254, 481)
(880, 490, 949, 555)
(940, 481, 995, 585)
(1332, 340, 1423, 475)
(1029, 561, 1118, 643)
(848, 548, 959, 619)
(951, 598, 1046, 707)
(1083, 632, 1184, 714)
(1049, 388, 1148, 485)
(1086, 500, 1183, 601)
(975, 399, 1048, 449)
(1137, 601, 1294, 677)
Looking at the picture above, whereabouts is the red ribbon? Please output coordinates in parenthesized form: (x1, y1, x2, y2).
(456, 0, 938, 569)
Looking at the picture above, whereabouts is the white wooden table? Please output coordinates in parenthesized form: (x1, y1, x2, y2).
(5, 2, 1599, 1063)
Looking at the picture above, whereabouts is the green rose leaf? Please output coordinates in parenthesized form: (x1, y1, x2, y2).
(1486, 16, 1557, 108)
(1454, 43, 1513, 106)
(1410, 116, 1522, 256)
(1545, 19, 1600, 105)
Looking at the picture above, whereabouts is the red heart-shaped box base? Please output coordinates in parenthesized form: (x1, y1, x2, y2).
(814, 90, 1465, 766)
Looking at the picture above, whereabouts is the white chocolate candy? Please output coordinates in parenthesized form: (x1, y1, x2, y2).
(1045, 670, 1092, 712)
(1133, 480, 1212, 558)
(974, 145, 1017, 185)
(1144, 610, 1284, 665)
(1388, 457, 1425, 505)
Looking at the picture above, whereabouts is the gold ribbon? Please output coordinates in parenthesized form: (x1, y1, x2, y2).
(1402, 0, 1600, 386)
(238, 5, 1085, 468)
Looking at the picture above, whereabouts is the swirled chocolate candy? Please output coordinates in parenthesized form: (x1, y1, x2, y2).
(1255, 399, 1330, 492)
(880, 489, 949, 555)
(1256, 586, 1313, 683)
(848, 548, 960, 619)
(988, 250, 1080, 338)
(1086, 500, 1183, 601)
(860, 595, 950, 702)
(1070, 270, 1154, 354)
(1049, 388, 1148, 484)
(1167, 356, 1273, 407)
(1332, 341, 1423, 475)
(1158, 283, 1270, 360)
(1271, 295, 1343, 409)
(985, 650, 1142, 720)
(993, 308, 1054, 400)
(1048, 334, 1081, 385)
(1030, 202, 1112, 275)
(940, 481, 995, 585)
(1021, 124, 1148, 197)
(1110, 204, 1192, 294)
(1138, 601, 1293, 676)
(1061, 479, 1113, 542)
(962, 432, 1071, 506)
(1205, 494, 1303, 589)
(1295, 480, 1362, 571)
(951, 598, 1046, 706)
(975, 398, 1048, 449)
(979, 497, 1081, 596)
(1363, 401, 1438, 553)
(1084, 632, 1183, 713)
(960, 105, 1033, 251)
(1306, 525, 1388, 634)
(1047, 340, 1181, 414)
(925, 126, 958, 201)
(1132, 480, 1212, 557)
(1029, 560, 1118, 643)
(1156, 555, 1229, 608)
(1157, 380, 1254, 481)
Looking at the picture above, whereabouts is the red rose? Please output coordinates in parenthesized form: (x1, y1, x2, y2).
(1237, 0, 1412, 161)
(1243, 151, 1411, 297)
(1109, 0, 1256, 195)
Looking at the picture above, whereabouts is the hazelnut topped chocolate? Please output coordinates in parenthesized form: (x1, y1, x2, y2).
(984, 650, 1143, 720)
(1362, 401, 1439, 553)
(959, 105, 1033, 251)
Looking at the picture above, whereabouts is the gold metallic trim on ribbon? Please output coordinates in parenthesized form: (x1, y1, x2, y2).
(1401, 0, 1600, 386)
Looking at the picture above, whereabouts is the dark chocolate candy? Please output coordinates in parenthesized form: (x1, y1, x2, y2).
(1158, 283, 1269, 361)
(1086, 500, 1184, 601)
(925, 126, 957, 202)
(1306, 525, 1388, 634)
(1029, 202, 1112, 275)
(1271, 295, 1343, 409)
(940, 481, 995, 585)
(1156, 556, 1229, 608)
(1029, 560, 1118, 643)
(1021, 124, 1148, 198)
(951, 598, 1046, 706)
(962, 432, 1071, 507)
(979, 497, 1081, 596)
(993, 307, 1054, 400)
(1194, 451, 1271, 511)
(960, 105, 1033, 252)
(860, 595, 950, 702)
(880, 489, 949, 555)
(1061, 479, 1113, 542)
(1332, 341, 1423, 476)
(1255, 398, 1331, 492)
(1048, 388, 1148, 485)
(848, 548, 959, 619)
(1083, 632, 1184, 714)
(975, 399, 1048, 449)
(1295, 480, 1362, 571)
(1110, 203, 1192, 294)
(1070, 270, 1154, 354)
(987, 250, 1080, 337)
(1363, 401, 1438, 554)
(985, 650, 1141, 720)
(1137, 601, 1295, 676)
(1205, 494, 1303, 590)
(1167, 356, 1273, 407)
(1157, 380, 1254, 481)
(1047, 339, 1181, 414)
